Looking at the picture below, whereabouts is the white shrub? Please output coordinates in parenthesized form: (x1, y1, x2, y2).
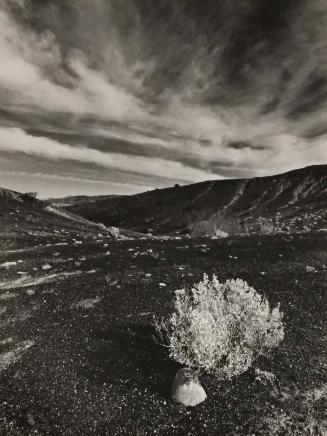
(108, 226, 120, 238)
(157, 274, 284, 380)
(214, 228, 229, 238)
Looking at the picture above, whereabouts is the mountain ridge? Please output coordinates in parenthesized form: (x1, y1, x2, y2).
(55, 165, 327, 236)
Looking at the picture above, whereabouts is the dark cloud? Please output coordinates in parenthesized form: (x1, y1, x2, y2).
(0, 0, 327, 196)
(227, 141, 267, 151)
(287, 74, 327, 119)
(4, 0, 312, 104)
(302, 123, 327, 139)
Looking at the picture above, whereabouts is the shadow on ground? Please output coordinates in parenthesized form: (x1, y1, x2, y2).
(82, 324, 180, 398)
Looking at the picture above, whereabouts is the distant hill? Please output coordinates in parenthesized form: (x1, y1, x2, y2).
(0, 187, 106, 238)
(59, 165, 327, 236)
(0, 188, 148, 241)
(50, 194, 120, 209)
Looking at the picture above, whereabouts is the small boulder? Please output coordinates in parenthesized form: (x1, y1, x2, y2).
(171, 368, 207, 407)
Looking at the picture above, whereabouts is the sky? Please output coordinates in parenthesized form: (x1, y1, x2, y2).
(0, 0, 327, 198)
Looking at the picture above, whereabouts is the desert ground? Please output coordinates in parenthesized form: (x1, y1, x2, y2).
(0, 228, 326, 435)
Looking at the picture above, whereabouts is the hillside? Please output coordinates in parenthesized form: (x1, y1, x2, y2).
(0, 188, 141, 250)
(50, 194, 120, 209)
(61, 165, 327, 236)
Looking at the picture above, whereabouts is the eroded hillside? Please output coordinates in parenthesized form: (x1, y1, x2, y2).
(62, 165, 327, 236)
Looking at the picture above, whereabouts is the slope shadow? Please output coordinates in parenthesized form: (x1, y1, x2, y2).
(82, 324, 179, 398)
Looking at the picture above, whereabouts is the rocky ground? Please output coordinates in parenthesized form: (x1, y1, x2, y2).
(0, 229, 326, 435)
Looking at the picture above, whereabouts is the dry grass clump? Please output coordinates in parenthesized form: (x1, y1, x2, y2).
(156, 274, 284, 379)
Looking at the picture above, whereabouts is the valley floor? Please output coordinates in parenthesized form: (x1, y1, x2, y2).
(0, 231, 326, 435)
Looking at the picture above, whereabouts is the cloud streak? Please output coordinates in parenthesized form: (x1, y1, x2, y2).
(0, 170, 154, 197)
(0, 127, 218, 182)
(0, 6, 148, 121)
(0, 0, 327, 196)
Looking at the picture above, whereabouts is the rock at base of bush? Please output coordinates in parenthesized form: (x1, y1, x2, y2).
(171, 368, 207, 407)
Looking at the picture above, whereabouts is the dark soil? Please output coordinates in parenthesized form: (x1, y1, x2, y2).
(0, 231, 326, 435)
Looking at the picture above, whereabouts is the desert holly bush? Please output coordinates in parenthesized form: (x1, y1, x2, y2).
(156, 274, 284, 379)
(108, 226, 120, 238)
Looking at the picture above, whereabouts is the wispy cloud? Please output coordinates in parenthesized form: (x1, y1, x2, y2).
(0, 127, 218, 182)
(0, 170, 154, 197)
(0, 6, 148, 121)
(0, 0, 327, 196)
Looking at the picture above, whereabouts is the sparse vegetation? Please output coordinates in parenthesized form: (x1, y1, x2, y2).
(214, 228, 229, 238)
(0, 186, 326, 434)
(108, 226, 120, 238)
(21, 192, 37, 203)
(156, 275, 284, 379)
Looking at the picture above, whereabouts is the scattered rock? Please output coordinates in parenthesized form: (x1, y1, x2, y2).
(1, 261, 17, 268)
(171, 368, 207, 407)
(27, 413, 35, 427)
(73, 297, 101, 309)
